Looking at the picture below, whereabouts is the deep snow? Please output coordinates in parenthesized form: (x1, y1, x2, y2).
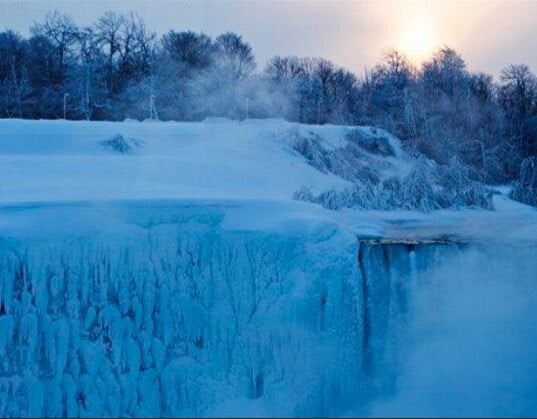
(0, 118, 356, 203)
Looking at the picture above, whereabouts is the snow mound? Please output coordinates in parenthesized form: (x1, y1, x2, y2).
(0, 117, 528, 222)
(100, 134, 143, 154)
(0, 118, 411, 204)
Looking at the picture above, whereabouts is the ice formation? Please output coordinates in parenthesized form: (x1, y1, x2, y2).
(1, 203, 536, 417)
(0, 205, 364, 417)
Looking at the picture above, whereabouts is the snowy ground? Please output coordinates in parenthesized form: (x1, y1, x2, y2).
(0, 118, 350, 203)
(1, 117, 535, 242)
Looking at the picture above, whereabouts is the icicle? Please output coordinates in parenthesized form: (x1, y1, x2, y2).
(408, 245, 417, 283)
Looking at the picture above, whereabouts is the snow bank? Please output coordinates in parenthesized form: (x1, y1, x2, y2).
(0, 118, 418, 205)
(0, 118, 346, 203)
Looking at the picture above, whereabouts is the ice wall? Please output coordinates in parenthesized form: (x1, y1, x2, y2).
(0, 209, 364, 417)
(1, 203, 536, 417)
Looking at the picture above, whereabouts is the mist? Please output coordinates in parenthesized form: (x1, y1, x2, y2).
(367, 245, 537, 417)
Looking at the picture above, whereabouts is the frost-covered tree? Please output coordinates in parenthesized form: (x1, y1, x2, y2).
(162, 31, 215, 75)
(93, 11, 124, 97)
(510, 157, 537, 207)
(25, 34, 65, 118)
(214, 32, 255, 81)
(64, 27, 109, 120)
(360, 50, 415, 136)
(402, 157, 440, 212)
(204, 32, 256, 119)
(499, 64, 537, 160)
(157, 31, 219, 120)
(91, 11, 156, 117)
(421, 47, 467, 98)
(436, 157, 493, 209)
(31, 11, 78, 85)
(264, 56, 359, 125)
(0, 31, 32, 118)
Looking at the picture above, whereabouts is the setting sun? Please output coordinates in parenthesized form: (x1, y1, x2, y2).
(396, 16, 438, 62)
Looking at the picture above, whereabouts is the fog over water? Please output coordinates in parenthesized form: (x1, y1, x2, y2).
(365, 245, 537, 417)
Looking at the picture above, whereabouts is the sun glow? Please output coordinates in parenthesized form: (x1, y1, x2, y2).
(396, 16, 438, 63)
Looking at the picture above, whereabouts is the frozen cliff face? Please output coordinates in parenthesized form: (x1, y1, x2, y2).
(0, 204, 364, 417)
(0, 202, 536, 417)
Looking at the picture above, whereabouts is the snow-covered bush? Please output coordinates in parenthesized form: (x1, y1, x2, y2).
(294, 156, 493, 212)
(437, 157, 494, 209)
(291, 131, 332, 174)
(401, 157, 441, 211)
(379, 176, 405, 209)
(510, 157, 537, 207)
(293, 186, 316, 204)
(100, 134, 142, 154)
(345, 128, 395, 157)
(333, 144, 381, 183)
(291, 127, 492, 212)
(315, 189, 347, 210)
(291, 130, 381, 183)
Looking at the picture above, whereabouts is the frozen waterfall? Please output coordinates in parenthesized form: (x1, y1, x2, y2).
(0, 203, 536, 417)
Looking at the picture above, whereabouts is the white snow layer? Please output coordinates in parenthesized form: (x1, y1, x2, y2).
(0, 118, 411, 204)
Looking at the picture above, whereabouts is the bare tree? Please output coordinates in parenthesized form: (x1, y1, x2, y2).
(31, 11, 78, 84)
(94, 11, 125, 97)
(215, 32, 255, 81)
(498, 64, 537, 167)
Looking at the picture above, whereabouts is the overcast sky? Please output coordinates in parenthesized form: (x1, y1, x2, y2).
(1, 0, 536, 78)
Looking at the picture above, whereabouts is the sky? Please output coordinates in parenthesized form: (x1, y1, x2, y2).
(1, 0, 536, 78)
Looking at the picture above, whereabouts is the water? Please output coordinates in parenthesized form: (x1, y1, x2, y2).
(362, 243, 537, 417)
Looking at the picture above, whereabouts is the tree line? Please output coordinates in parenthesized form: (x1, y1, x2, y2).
(1, 11, 536, 183)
